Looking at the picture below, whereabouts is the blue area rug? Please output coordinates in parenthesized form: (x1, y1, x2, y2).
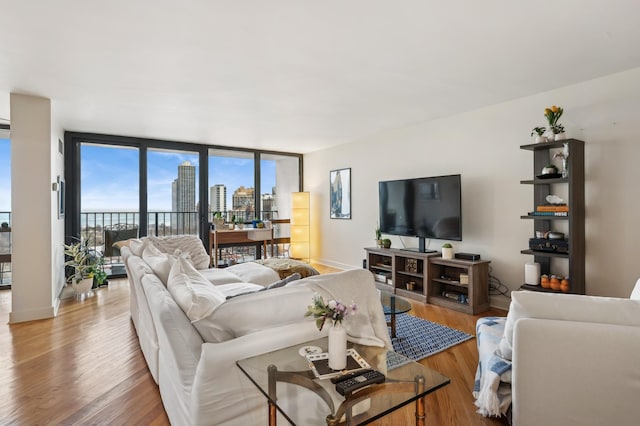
(386, 313, 474, 369)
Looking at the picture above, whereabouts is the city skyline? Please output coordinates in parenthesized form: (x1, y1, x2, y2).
(0, 140, 277, 213)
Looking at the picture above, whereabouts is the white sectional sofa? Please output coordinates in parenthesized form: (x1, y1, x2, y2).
(121, 235, 391, 425)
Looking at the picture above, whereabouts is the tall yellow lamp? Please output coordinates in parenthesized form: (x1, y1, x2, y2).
(290, 192, 310, 262)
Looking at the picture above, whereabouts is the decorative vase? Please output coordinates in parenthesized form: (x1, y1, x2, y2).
(73, 277, 94, 300)
(554, 132, 566, 141)
(442, 247, 454, 260)
(534, 135, 547, 143)
(328, 322, 347, 370)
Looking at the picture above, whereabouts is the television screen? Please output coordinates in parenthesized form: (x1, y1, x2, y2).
(379, 174, 462, 247)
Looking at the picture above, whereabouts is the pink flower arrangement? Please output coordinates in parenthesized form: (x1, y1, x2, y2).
(305, 294, 357, 331)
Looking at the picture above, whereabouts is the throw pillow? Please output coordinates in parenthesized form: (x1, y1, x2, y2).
(167, 256, 226, 322)
(142, 243, 176, 285)
(128, 238, 146, 257)
(497, 290, 640, 360)
(147, 235, 210, 270)
(267, 272, 302, 289)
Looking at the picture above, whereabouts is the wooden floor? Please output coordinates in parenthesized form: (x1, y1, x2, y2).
(0, 264, 508, 425)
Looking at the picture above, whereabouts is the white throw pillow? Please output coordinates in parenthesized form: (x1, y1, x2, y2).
(147, 235, 210, 270)
(167, 256, 226, 322)
(128, 238, 146, 257)
(497, 290, 640, 360)
(225, 262, 280, 286)
(142, 243, 176, 285)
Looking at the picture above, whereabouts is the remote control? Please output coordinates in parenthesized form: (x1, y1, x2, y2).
(330, 369, 372, 384)
(335, 370, 385, 396)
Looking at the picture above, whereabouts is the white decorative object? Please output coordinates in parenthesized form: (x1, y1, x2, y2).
(73, 277, 94, 299)
(546, 195, 564, 204)
(442, 245, 454, 260)
(534, 135, 547, 143)
(554, 132, 566, 141)
(525, 262, 541, 285)
(328, 323, 347, 370)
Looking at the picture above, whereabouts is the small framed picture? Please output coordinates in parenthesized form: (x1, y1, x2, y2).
(330, 168, 351, 219)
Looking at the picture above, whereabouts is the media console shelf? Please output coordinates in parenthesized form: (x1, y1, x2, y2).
(365, 247, 490, 314)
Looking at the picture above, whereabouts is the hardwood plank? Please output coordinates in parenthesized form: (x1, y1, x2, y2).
(0, 263, 509, 425)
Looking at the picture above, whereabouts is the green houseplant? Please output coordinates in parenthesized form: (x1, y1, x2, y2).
(64, 239, 107, 296)
(441, 242, 454, 259)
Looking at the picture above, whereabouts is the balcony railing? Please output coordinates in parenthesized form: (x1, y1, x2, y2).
(79, 210, 285, 265)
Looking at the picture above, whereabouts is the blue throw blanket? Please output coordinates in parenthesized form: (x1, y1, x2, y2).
(473, 317, 512, 417)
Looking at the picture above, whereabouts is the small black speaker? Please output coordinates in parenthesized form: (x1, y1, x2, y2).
(362, 259, 367, 269)
(455, 252, 481, 261)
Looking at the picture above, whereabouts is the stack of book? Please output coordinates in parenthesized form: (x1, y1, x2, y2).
(529, 204, 569, 217)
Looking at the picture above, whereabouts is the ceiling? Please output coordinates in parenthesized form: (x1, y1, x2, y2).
(2, 1, 640, 153)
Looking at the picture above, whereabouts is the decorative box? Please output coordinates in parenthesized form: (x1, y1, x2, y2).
(405, 258, 418, 273)
(528, 238, 569, 253)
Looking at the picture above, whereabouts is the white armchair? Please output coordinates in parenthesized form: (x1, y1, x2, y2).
(475, 279, 640, 426)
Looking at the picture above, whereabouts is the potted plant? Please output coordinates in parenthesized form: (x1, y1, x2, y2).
(64, 239, 107, 298)
(235, 217, 244, 230)
(543, 105, 565, 141)
(375, 226, 383, 247)
(442, 243, 454, 259)
(530, 126, 547, 143)
(212, 212, 225, 229)
(381, 238, 391, 249)
(230, 215, 237, 230)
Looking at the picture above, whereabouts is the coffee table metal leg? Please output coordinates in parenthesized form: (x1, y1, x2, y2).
(390, 312, 397, 338)
(415, 375, 425, 426)
(268, 365, 278, 426)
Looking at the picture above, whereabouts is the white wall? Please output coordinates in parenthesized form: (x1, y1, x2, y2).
(304, 68, 640, 309)
(10, 93, 65, 323)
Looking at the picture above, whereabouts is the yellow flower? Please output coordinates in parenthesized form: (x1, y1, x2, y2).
(551, 105, 559, 113)
(544, 108, 551, 115)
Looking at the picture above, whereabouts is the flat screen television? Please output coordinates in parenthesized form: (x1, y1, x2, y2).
(378, 174, 461, 252)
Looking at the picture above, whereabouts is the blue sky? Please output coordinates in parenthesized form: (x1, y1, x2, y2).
(80, 144, 275, 211)
(0, 140, 276, 212)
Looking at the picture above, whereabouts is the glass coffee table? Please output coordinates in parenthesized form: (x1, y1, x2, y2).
(236, 337, 450, 426)
(380, 291, 412, 338)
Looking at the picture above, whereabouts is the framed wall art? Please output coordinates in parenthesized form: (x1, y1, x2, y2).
(329, 168, 351, 219)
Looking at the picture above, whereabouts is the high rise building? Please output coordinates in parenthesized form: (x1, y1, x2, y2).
(232, 186, 255, 221)
(210, 184, 226, 214)
(261, 193, 275, 220)
(172, 161, 196, 232)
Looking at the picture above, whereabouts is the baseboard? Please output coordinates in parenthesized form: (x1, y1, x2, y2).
(9, 304, 57, 323)
(312, 258, 357, 271)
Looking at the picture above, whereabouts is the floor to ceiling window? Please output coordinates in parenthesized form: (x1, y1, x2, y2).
(66, 132, 302, 268)
(0, 136, 11, 287)
(148, 148, 200, 236)
(80, 143, 139, 274)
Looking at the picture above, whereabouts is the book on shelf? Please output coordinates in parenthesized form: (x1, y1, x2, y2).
(536, 205, 569, 212)
(528, 211, 568, 217)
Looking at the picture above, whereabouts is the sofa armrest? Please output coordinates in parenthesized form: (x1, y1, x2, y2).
(512, 318, 640, 426)
(190, 322, 327, 426)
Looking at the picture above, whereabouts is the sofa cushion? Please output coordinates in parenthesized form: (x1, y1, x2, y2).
(216, 282, 265, 298)
(142, 242, 176, 285)
(225, 262, 280, 286)
(497, 290, 640, 360)
(198, 268, 245, 286)
(146, 235, 210, 270)
(192, 285, 316, 343)
(167, 256, 226, 322)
